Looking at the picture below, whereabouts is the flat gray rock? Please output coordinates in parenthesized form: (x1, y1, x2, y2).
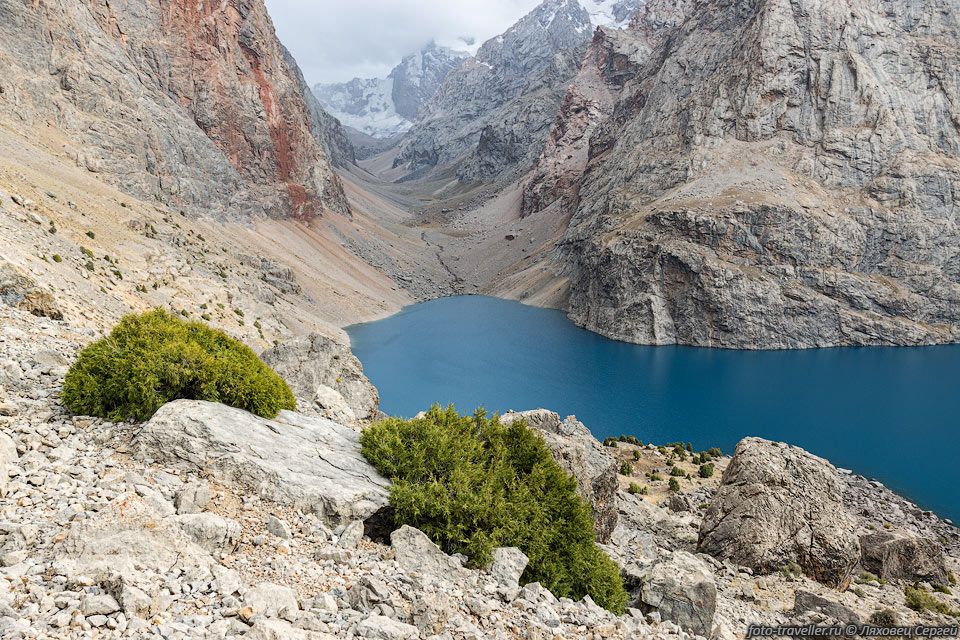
(131, 400, 390, 527)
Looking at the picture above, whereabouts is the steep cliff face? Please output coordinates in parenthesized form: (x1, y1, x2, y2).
(0, 0, 348, 221)
(522, 1, 692, 217)
(281, 45, 357, 168)
(394, 0, 644, 181)
(555, 0, 960, 349)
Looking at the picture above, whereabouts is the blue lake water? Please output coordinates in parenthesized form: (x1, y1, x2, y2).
(346, 295, 960, 523)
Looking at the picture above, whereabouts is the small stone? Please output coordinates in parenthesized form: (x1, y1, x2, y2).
(88, 614, 108, 627)
(339, 519, 364, 549)
(267, 515, 292, 539)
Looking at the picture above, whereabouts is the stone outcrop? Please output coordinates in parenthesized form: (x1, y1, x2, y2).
(860, 532, 949, 587)
(552, 0, 960, 349)
(59, 493, 213, 577)
(500, 409, 618, 542)
(626, 550, 717, 637)
(0, 263, 63, 321)
(390, 525, 474, 584)
(260, 333, 380, 422)
(281, 45, 356, 168)
(0, 0, 348, 221)
(698, 438, 861, 588)
(131, 400, 390, 526)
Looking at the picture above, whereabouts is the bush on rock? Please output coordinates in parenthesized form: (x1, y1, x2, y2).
(360, 404, 628, 613)
(63, 309, 295, 421)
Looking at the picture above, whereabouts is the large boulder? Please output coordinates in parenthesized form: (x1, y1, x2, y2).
(500, 409, 618, 542)
(390, 525, 473, 584)
(131, 400, 390, 527)
(698, 438, 860, 588)
(624, 550, 717, 636)
(58, 493, 212, 577)
(860, 532, 949, 587)
(793, 590, 860, 624)
(260, 333, 379, 422)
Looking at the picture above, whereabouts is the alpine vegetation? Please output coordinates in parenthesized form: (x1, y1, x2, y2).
(62, 309, 295, 421)
(360, 404, 628, 613)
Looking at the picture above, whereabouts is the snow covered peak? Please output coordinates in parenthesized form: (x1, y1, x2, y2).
(311, 41, 468, 139)
(578, 0, 643, 28)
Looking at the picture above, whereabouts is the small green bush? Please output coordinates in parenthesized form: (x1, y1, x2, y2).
(360, 405, 628, 614)
(869, 609, 898, 627)
(905, 585, 959, 616)
(62, 309, 295, 421)
(619, 462, 633, 476)
(647, 472, 663, 482)
(699, 463, 715, 478)
(86, 230, 95, 239)
(708, 447, 723, 458)
(627, 483, 643, 495)
(52, 254, 62, 263)
(669, 466, 685, 477)
(602, 437, 618, 447)
(780, 562, 803, 580)
(949, 572, 957, 587)
(668, 477, 680, 492)
(633, 450, 641, 460)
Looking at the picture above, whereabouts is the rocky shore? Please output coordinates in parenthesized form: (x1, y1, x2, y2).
(1, 304, 958, 640)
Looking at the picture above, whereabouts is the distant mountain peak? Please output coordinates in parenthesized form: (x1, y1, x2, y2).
(312, 41, 469, 139)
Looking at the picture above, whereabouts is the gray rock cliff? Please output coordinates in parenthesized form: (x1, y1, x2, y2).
(0, 0, 348, 221)
(552, 0, 960, 348)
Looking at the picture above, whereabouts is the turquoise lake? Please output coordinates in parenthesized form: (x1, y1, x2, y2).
(346, 295, 960, 523)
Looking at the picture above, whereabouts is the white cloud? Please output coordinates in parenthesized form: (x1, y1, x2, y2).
(265, 0, 542, 85)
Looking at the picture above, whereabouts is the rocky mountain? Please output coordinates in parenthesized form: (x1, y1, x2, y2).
(393, 0, 644, 181)
(281, 46, 357, 168)
(312, 43, 469, 139)
(543, 0, 960, 348)
(0, 0, 349, 221)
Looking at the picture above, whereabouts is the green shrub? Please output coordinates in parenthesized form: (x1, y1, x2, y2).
(934, 586, 953, 595)
(905, 585, 959, 616)
(602, 437, 618, 447)
(869, 609, 898, 627)
(669, 466, 685, 477)
(780, 562, 803, 580)
(647, 472, 663, 482)
(708, 447, 723, 458)
(619, 462, 633, 476)
(360, 405, 628, 614)
(668, 477, 680, 492)
(633, 450, 641, 460)
(856, 571, 883, 585)
(62, 309, 295, 421)
(86, 230, 95, 239)
(949, 572, 957, 587)
(627, 483, 643, 495)
(699, 463, 715, 478)
(52, 254, 62, 263)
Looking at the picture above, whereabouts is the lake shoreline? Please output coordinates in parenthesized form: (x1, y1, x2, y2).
(348, 295, 960, 523)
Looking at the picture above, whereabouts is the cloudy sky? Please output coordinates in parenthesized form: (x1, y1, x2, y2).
(266, 0, 542, 86)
